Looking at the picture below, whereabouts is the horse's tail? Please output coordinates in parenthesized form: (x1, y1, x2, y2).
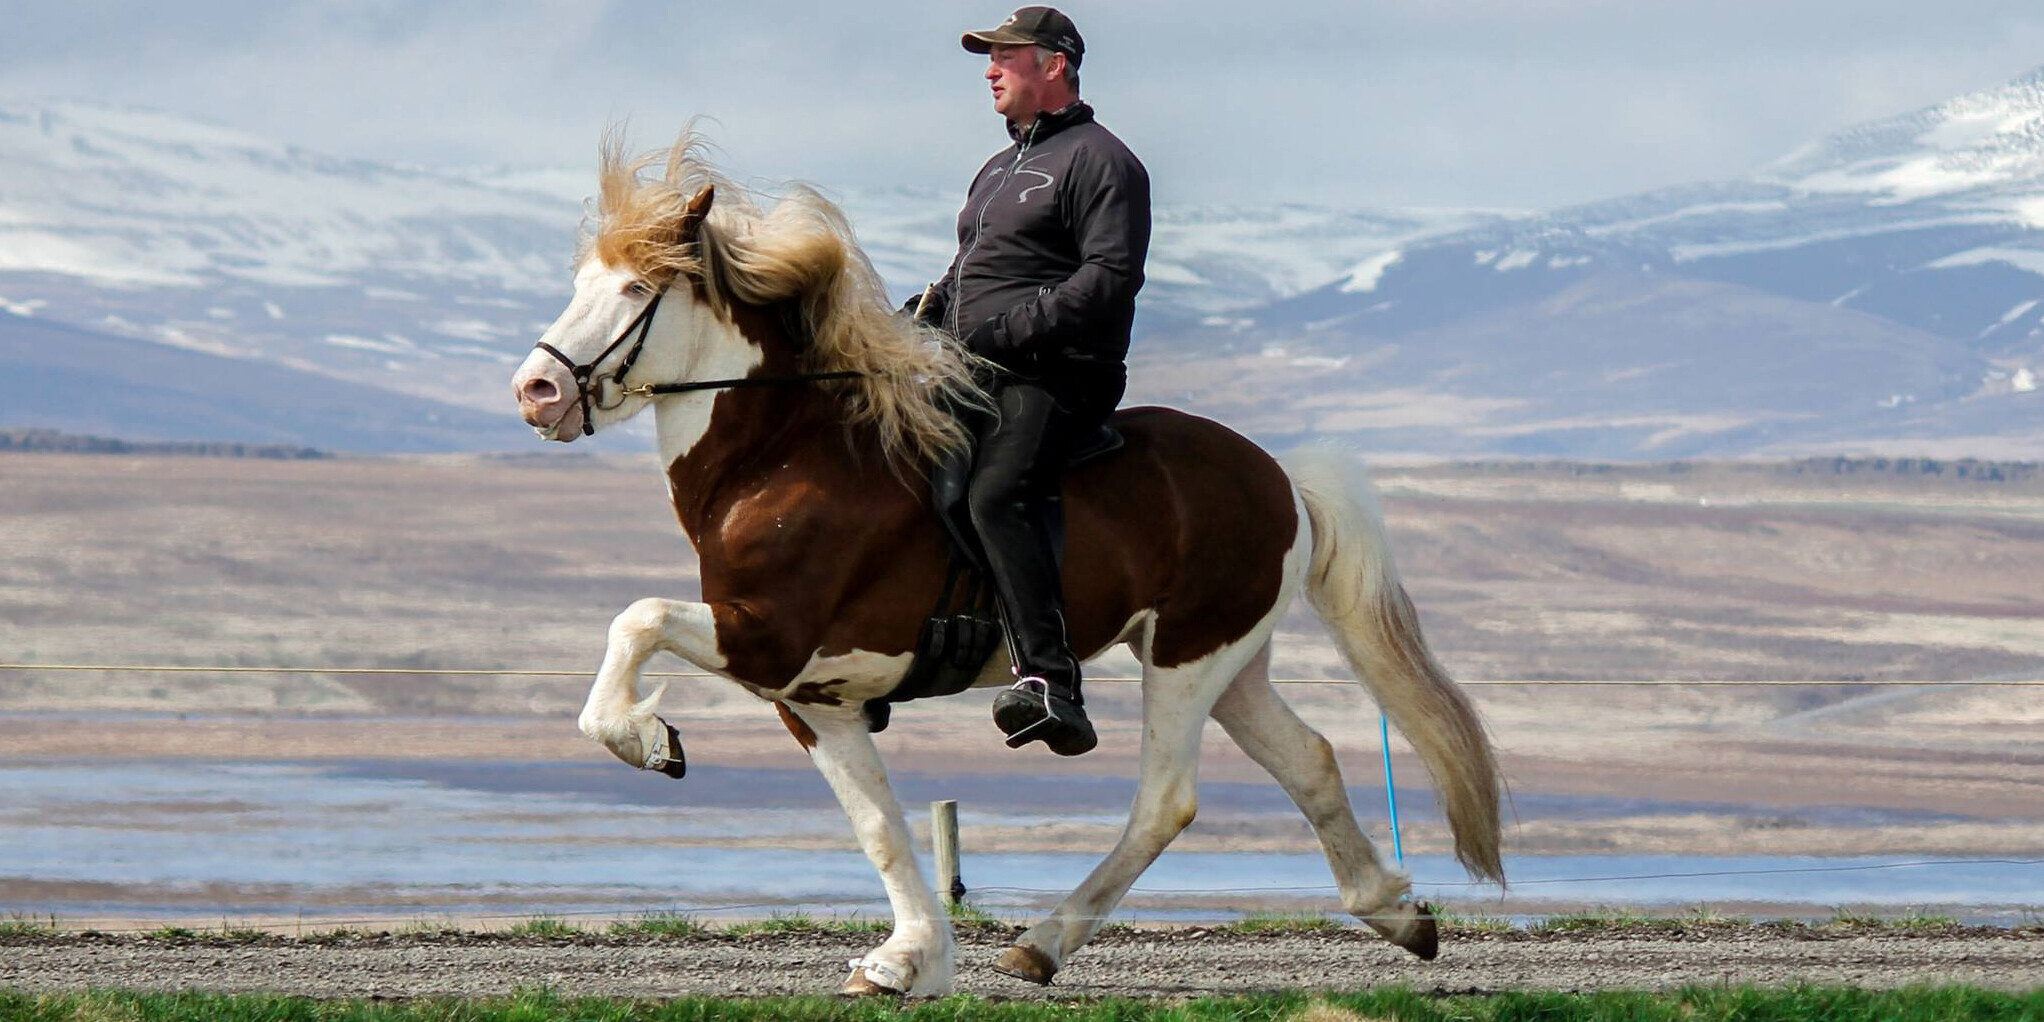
(1283, 447, 1505, 883)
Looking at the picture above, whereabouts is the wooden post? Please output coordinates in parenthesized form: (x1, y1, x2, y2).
(931, 799, 965, 906)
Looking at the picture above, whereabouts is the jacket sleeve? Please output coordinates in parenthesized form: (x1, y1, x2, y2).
(969, 144, 1149, 358)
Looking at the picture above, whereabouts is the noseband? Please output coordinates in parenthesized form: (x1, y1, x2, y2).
(533, 293, 666, 438)
(531, 292, 861, 437)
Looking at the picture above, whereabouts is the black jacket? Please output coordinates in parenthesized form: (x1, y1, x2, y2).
(922, 102, 1150, 370)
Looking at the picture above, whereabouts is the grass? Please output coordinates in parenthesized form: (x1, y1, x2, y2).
(499, 915, 585, 938)
(1229, 911, 1344, 934)
(1886, 910, 1964, 932)
(723, 912, 892, 937)
(1682, 902, 1752, 927)
(1823, 907, 1961, 933)
(1434, 906, 1515, 934)
(2, 986, 2041, 1021)
(0, 913, 56, 938)
(4, 912, 2025, 947)
(392, 915, 463, 938)
(609, 912, 712, 938)
(1528, 905, 1666, 934)
(946, 901, 1009, 932)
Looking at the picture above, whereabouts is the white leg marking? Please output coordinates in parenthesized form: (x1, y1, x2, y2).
(1009, 624, 1267, 970)
(1006, 514, 1314, 973)
(790, 704, 956, 995)
(578, 598, 725, 770)
(1211, 645, 1417, 933)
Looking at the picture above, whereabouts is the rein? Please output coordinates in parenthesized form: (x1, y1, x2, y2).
(532, 292, 861, 437)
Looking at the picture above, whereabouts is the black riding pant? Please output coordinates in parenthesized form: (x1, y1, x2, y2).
(948, 364, 1124, 693)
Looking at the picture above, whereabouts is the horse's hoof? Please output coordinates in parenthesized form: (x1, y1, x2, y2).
(1396, 903, 1440, 960)
(991, 944, 1057, 985)
(862, 700, 891, 734)
(657, 723, 687, 779)
(839, 967, 902, 997)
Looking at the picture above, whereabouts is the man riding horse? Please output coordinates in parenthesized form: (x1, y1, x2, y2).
(508, 5, 1501, 993)
(916, 6, 1151, 756)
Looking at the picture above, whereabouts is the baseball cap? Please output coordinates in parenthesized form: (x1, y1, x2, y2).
(962, 6, 1084, 68)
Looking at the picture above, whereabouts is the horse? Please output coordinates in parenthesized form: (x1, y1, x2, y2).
(509, 134, 1504, 996)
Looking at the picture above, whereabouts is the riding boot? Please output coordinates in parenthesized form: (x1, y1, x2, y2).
(980, 487, 1096, 756)
(964, 375, 1117, 757)
(991, 666, 1095, 756)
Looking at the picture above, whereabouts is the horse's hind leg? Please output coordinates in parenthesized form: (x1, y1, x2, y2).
(1209, 645, 1438, 958)
(992, 630, 1261, 985)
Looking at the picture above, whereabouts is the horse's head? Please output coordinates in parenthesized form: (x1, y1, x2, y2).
(513, 184, 728, 441)
(516, 131, 983, 466)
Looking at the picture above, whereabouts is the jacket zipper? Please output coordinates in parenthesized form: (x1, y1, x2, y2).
(952, 119, 1042, 339)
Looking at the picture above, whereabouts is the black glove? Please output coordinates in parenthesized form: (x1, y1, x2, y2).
(965, 319, 1042, 376)
(901, 284, 946, 329)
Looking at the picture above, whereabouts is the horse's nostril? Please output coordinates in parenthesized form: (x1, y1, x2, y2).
(523, 378, 559, 404)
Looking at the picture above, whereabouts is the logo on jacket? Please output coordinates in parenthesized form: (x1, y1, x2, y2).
(1015, 168, 1055, 203)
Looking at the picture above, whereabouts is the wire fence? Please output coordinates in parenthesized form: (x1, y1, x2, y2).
(22, 856, 2044, 935)
(2, 662, 2039, 931)
(4, 662, 2042, 686)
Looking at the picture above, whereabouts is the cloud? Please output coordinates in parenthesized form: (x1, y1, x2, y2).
(3, 0, 2043, 209)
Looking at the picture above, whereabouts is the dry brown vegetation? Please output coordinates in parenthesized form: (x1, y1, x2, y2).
(2, 450, 2040, 857)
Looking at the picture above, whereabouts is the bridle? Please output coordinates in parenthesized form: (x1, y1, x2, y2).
(531, 291, 860, 437)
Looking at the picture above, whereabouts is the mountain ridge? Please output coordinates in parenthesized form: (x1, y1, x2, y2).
(6, 72, 2044, 457)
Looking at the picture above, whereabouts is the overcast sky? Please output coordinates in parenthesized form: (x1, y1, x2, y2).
(6, 0, 2044, 210)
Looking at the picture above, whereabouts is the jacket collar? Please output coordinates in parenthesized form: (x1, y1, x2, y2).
(1006, 101, 1094, 145)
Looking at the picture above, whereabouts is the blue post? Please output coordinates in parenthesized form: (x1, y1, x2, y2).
(1380, 713, 1405, 868)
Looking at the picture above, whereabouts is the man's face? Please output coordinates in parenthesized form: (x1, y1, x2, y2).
(985, 42, 1059, 122)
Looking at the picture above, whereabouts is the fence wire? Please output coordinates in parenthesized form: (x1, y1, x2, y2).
(24, 856, 2044, 936)
(2, 663, 2040, 686)
(3, 665, 2038, 931)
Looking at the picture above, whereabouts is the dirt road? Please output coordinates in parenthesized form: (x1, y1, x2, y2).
(5, 928, 2040, 998)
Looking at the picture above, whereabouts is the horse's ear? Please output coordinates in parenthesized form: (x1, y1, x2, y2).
(678, 185, 714, 250)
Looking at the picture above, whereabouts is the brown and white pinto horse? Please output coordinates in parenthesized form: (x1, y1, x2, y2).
(510, 135, 1504, 996)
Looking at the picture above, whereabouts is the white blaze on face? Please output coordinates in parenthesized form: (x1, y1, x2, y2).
(514, 254, 765, 462)
(513, 259, 651, 439)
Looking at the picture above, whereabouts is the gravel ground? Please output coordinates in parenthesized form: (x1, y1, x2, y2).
(4, 928, 2042, 998)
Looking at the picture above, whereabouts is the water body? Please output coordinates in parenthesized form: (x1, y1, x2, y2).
(0, 760, 2035, 924)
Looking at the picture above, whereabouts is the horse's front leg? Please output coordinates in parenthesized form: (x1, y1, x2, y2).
(577, 597, 724, 774)
(787, 703, 956, 996)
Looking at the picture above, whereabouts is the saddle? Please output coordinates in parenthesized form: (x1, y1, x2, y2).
(861, 424, 1123, 732)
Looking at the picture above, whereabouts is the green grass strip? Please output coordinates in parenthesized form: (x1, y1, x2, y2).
(4, 986, 2042, 1022)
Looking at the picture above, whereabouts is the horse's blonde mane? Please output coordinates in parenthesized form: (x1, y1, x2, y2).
(586, 128, 984, 469)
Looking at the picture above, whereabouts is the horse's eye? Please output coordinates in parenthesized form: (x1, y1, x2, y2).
(625, 280, 653, 297)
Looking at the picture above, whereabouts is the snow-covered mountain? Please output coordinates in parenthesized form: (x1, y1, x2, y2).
(0, 101, 586, 420)
(1270, 67, 2044, 347)
(1204, 66, 2044, 458)
(0, 103, 575, 291)
(8, 71, 2044, 458)
(0, 99, 1477, 440)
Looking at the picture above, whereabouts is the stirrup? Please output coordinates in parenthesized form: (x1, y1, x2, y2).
(992, 675, 1096, 756)
(998, 676, 1061, 743)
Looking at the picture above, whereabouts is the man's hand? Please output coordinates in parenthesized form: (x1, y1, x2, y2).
(964, 318, 1041, 376)
(902, 284, 947, 329)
